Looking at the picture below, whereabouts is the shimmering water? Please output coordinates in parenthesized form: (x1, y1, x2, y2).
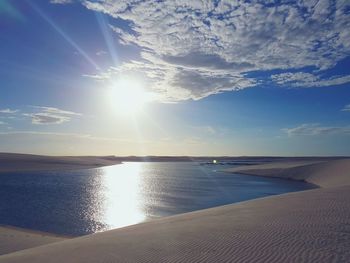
(0, 162, 315, 236)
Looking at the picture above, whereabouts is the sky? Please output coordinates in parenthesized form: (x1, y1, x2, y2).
(0, 0, 350, 156)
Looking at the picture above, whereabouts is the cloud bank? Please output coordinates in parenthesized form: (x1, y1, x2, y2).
(80, 0, 350, 101)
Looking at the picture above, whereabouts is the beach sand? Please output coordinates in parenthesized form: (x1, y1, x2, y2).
(0, 226, 66, 256)
(0, 158, 349, 262)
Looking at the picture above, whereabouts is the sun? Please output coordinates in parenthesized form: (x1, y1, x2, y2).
(108, 77, 153, 115)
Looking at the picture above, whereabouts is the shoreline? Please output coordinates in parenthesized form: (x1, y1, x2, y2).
(0, 158, 349, 262)
(0, 158, 319, 238)
(0, 152, 344, 173)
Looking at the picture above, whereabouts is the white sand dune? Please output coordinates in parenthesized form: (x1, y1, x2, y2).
(0, 153, 120, 173)
(0, 226, 66, 256)
(226, 158, 350, 187)
(0, 158, 349, 262)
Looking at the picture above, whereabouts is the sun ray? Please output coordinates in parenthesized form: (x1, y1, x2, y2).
(95, 13, 119, 66)
(28, 1, 100, 70)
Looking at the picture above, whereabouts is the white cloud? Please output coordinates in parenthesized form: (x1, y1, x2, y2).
(283, 123, 350, 136)
(26, 113, 70, 125)
(96, 50, 107, 56)
(271, 72, 319, 85)
(84, 56, 256, 101)
(0, 108, 18, 114)
(24, 106, 81, 125)
(0, 131, 113, 141)
(50, 0, 72, 4)
(31, 106, 81, 116)
(80, 0, 350, 101)
(0, 107, 81, 125)
(271, 72, 350, 87)
(82, 73, 111, 81)
(342, 104, 350, 112)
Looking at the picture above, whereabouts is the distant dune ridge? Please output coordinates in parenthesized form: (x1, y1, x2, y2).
(0, 153, 121, 172)
(0, 156, 350, 262)
(0, 153, 341, 173)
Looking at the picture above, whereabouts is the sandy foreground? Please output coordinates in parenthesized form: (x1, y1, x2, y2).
(0, 226, 66, 256)
(0, 158, 349, 262)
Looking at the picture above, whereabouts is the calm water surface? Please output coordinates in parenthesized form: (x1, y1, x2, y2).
(0, 162, 315, 236)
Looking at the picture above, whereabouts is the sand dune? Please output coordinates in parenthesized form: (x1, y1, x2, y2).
(0, 153, 120, 173)
(0, 158, 349, 262)
(226, 158, 350, 187)
(0, 226, 66, 256)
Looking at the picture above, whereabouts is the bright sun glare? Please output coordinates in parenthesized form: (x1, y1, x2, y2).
(108, 77, 153, 115)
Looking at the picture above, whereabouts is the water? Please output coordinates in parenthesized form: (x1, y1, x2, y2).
(0, 162, 315, 236)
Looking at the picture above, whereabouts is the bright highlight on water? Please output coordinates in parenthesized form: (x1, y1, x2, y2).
(0, 162, 315, 236)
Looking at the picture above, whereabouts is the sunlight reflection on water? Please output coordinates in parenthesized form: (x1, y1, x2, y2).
(0, 162, 316, 236)
(88, 161, 316, 233)
(101, 163, 146, 229)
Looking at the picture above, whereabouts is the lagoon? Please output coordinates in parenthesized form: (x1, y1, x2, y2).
(0, 162, 315, 236)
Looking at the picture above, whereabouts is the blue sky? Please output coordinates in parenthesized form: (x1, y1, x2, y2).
(0, 0, 349, 156)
